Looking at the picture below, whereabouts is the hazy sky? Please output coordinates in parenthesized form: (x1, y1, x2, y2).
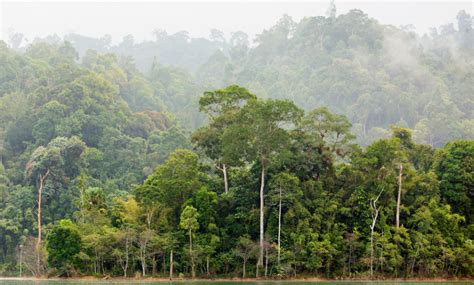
(1, 0, 472, 45)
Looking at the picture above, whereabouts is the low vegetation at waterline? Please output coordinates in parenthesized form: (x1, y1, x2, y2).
(1, 84, 472, 279)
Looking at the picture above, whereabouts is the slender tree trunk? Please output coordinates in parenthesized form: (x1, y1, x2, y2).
(277, 182, 282, 266)
(396, 164, 403, 229)
(370, 225, 374, 278)
(140, 232, 152, 277)
(189, 228, 195, 278)
(259, 162, 265, 273)
(370, 189, 383, 279)
(223, 163, 229, 194)
(124, 231, 129, 278)
(146, 210, 152, 230)
(36, 181, 42, 277)
(256, 259, 259, 278)
(242, 260, 246, 278)
(169, 250, 173, 280)
(36, 169, 50, 277)
(141, 254, 146, 277)
(206, 255, 210, 276)
(264, 247, 268, 278)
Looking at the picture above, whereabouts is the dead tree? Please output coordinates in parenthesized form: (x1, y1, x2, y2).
(36, 169, 50, 277)
(369, 188, 384, 278)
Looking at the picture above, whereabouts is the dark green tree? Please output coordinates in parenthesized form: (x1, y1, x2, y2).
(46, 219, 81, 276)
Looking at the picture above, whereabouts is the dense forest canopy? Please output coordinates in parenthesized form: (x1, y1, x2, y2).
(0, 5, 473, 279)
(7, 8, 473, 146)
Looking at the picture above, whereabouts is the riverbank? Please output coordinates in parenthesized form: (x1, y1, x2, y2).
(0, 276, 472, 282)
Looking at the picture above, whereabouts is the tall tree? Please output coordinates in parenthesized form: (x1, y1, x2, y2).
(26, 136, 85, 276)
(223, 99, 303, 273)
(193, 85, 256, 194)
(269, 172, 300, 266)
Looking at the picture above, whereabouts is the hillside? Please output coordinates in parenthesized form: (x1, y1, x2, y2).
(32, 9, 474, 146)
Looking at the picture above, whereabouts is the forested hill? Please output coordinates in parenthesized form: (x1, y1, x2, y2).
(0, 41, 192, 189)
(14, 9, 473, 146)
(197, 10, 473, 146)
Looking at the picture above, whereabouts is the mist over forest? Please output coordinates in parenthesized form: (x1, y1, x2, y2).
(4, 6, 473, 145)
(0, 2, 473, 280)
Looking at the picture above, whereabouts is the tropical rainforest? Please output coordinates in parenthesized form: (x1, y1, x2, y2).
(0, 6, 473, 279)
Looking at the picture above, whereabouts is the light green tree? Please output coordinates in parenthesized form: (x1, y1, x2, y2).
(180, 205, 200, 278)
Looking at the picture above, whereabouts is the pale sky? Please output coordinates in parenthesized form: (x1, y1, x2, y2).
(1, 0, 472, 45)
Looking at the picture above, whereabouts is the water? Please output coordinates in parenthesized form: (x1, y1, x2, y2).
(0, 281, 471, 285)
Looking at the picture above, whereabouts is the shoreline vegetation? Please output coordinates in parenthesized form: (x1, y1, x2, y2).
(1, 276, 473, 282)
(0, 85, 472, 279)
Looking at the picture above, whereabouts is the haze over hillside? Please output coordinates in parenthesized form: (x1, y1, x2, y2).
(3, 1, 472, 146)
(2, 1, 471, 44)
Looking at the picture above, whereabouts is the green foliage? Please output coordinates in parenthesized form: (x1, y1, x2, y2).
(180, 205, 200, 233)
(222, 99, 303, 166)
(46, 219, 81, 274)
(434, 140, 474, 222)
(0, 8, 473, 277)
(136, 149, 203, 228)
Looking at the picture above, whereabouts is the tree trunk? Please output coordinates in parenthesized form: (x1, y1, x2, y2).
(169, 250, 173, 280)
(264, 246, 268, 278)
(256, 259, 259, 278)
(36, 181, 42, 277)
(223, 163, 229, 194)
(369, 189, 383, 279)
(206, 255, 210, 276)
(242, 260, 246, 278)
(140, 232, 151, 277)
(36, 169, 49, 277)
(189, 228, 195, 278)
(370, 229, 374, 278)
(124, 231, 129, 278)
(141, 255, 146, 277)
(396, 164, 403, 229)
(259, 162, 265, 272)
(277, 182, 282, 266)
(146, 210, 152, 230)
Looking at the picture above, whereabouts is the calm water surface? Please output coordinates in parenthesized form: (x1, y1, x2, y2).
(0, 281, 471, 285)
